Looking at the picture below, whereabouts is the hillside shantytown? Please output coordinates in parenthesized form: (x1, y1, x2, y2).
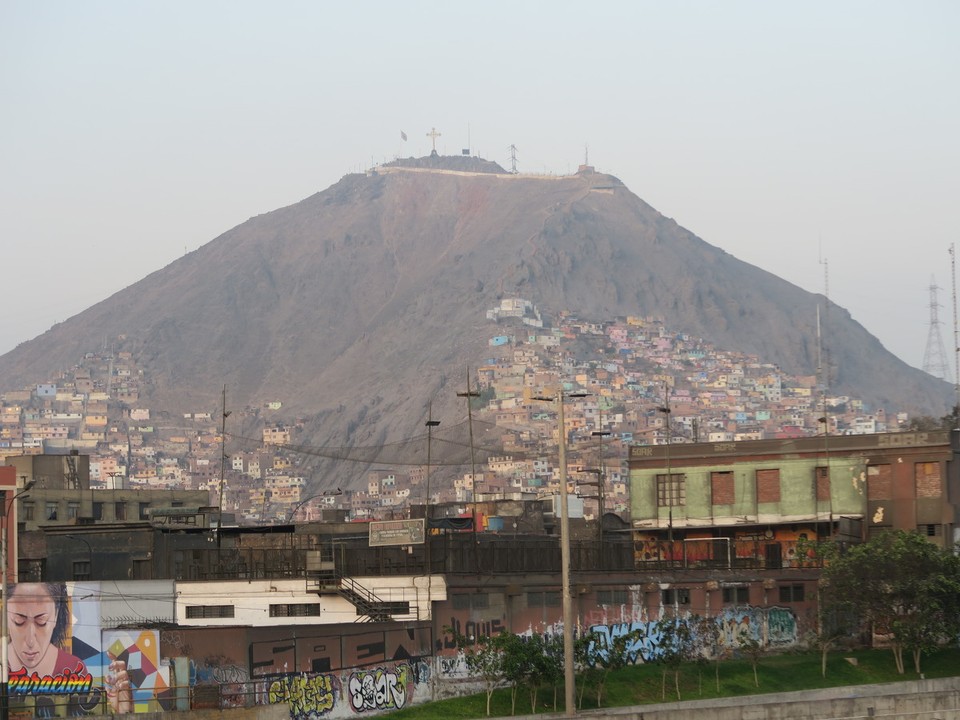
(0, 301, 956, 718)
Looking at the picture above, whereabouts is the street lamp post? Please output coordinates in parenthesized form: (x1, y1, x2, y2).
(533, 389, 587, 717)
(288, 489, 343, 522)
(1, 479, 35, 720)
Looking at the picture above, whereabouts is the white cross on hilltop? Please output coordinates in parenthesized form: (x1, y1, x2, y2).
(426, 127, 441, 153)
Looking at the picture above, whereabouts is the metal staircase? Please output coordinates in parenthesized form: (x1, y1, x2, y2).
(306, 551, 408, 622)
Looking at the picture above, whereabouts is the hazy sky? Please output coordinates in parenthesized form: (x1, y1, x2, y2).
(2, 1, 957, 375)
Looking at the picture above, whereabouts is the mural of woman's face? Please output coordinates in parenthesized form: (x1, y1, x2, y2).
(7, 585, 58, 672)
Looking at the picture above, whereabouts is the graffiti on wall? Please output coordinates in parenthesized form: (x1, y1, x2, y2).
(7, 582, 94, 697)
(268, 673, 338, 718)
(586, 620, 662, 664)
(438, 617, 504, 650)
(587, 605, 799, 665)
(348, 664, 409, 713)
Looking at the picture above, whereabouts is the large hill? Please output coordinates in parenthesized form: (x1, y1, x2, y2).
(0, 156, 950, 461)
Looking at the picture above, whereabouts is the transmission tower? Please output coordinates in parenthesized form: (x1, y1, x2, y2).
(922, 277, 951, 381)
(508, 144, 519, 174)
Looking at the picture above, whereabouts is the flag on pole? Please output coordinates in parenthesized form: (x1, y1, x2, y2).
(400, 130, 407, 141)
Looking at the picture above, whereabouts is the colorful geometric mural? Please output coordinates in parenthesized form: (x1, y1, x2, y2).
(6, 582, 173, 716)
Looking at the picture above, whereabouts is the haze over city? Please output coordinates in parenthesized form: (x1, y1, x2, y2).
(2, 1, 957, 373)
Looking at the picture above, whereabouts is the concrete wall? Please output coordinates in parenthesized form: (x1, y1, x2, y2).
(516, 677, 960, 720)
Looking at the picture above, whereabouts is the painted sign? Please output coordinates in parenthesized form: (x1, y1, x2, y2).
(369, 519, 424, 547)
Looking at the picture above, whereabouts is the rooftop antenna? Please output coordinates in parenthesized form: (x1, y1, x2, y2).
(922, 277, 950, 381)
(951, 244, 960, 416)
(584, 143, 589, 167)
(508, 144, 519, 174)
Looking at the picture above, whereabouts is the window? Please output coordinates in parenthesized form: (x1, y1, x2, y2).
(185, 605, 235, 619)
(867, 464, 892, 500)
(72, 560, 91, 581)
(656, 473, 686, 507)
(778, 584, 805, 603)
(132, 559, 151, 580)
(270, 603, 321, 617)
(92, 502, 104, 521)
(919, 524, 942, 537)
(661, 588, 690, 605)
(597, 589, 628, 606)
(67, 502, 80, 520)
(710, 471, 734, 505)
(45, 502, 59, 521)
(527, 591, 561, 608)
(815, 466, 830, 501)
(915, 462, 942, 498)
(756, 469, 781, 503)
(114, 502, 126, 521)
(722, 586, 750, 604)
(22, 502, 34, 522)
(139, 502, 150, 520)
(452, 593, 489, 610)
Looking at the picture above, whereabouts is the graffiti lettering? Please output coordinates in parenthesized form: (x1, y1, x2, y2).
(348, 665, 408, 712)
(160, 630, 192, 656)
(436, 654, 468, 678)
(766, 606, 798, 647)
(587, 621, 661, 664)
(268, 673, 337, 718)
(440, 617, 505, 650)
(586, 605, 799, 666)
(9, 666, 94, 695)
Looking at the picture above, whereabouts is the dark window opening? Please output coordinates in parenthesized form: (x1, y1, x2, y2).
(778, 584, 805, 602)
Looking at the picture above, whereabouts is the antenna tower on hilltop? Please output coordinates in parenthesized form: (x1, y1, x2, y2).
(922, 277, 951, 381)
(508, 144, 519, 174)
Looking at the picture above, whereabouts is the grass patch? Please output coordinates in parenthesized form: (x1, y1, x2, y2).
(388, 648, 960, 719)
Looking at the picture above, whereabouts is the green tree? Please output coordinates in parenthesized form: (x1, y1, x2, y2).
(656, 617, 695, 700)
(540, 632, 565, 712)
(498, 632, 555, 715)
(691, 614, 724, 693)
(804, 537, 858, 678)
(737, 634, 763, 687)
(818, 531, 960, 675)
(576, 627, 644, 707)
(448, 627, 507, 716)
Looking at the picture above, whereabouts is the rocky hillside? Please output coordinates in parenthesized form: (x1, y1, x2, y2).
(0, 157, 949, 457)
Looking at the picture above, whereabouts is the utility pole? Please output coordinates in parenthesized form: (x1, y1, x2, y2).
(1, 479, 35, 720)
(216, 385, 231, 550)
(424, 404, 439, 577)
(658, 386, 673, 545)
(590, 407, 610, 568)
(457, 369, 480, 550)
(533, 388, 588, 716)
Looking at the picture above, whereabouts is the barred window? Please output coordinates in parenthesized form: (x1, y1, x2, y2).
(270, 603, 321, 617)
(722, 586, 750, 604)
(597, 589, 628, 605)
(185, 605, 235, 619)
(656, 473, 686, 507)
(778, 584, 805, 603)
(452, 592, 489, 610)
(527, 591, 561, 608)
(661, 588, 690, 605)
